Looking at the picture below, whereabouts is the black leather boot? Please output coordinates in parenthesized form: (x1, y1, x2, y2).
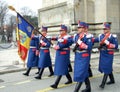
(35, 68, 44, 79)
(48, 66, 54, 77)
(81, 78, 91, 92)
(50, 76, 62, 89)
(65, 73, 72, 84)
(106, 72, 115, 85)
(35, 68, 41, 74)
(88, 64, 93, 77)
(74, 82, 82, 92)
(99, 74, 108, 89)
(23, 68, 31, 76)
(68, 63, 73, 72)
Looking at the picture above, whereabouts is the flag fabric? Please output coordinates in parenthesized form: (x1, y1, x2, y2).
(16, 13, 34, 61)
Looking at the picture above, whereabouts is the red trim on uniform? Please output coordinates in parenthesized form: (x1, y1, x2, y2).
(44, 50, 49, 53)
(92, 38, 95, 43)
(108, 51, 114, 55)
(79, 42, 88, 49)
(82, 53, 89, 57)
(36, 50, 39, 56)
(60, 51, 67, 55)
(71, 36, 74, 38)
(62, 39, 67, 44)
(107, 43, 115, 49)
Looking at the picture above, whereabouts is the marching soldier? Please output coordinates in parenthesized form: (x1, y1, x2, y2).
(35, 26, 54, 79)
(23, 29, 39, 76)
(50, 25, 73, 89)
(73, 21, 93, 92)
(93, 22, 118, 89)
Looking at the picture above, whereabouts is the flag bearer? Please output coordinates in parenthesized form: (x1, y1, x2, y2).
(23, 29, 39, 76)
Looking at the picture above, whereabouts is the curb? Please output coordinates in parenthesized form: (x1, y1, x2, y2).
(0, 68, 26, 75)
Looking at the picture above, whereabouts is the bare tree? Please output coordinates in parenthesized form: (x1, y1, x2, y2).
(20, 7, 33, 16)
(0, 1, 8, 28)
(20, 7, 38, 27)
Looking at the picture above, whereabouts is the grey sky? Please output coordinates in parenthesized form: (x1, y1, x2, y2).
(2, 0, 42, 15)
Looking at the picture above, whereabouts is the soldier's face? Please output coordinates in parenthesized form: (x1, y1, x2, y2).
(33, 30, 37, 35)
(41, 31, 47, 36)
(77, 27, 85, 33)
(60, 30, 66, 35)
(84, 28, 88, 33)
(103, 28, 110, 34)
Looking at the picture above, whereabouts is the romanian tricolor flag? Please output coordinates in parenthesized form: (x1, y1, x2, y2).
(16, 13, 34, 61)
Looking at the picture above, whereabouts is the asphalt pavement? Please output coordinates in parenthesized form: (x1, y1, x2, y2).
(0, 55, 120, 92)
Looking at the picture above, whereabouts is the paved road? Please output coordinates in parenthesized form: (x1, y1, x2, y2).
(0, 55, 120, 92)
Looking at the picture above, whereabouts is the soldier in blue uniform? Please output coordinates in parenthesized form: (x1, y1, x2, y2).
(73, 21, 93, 92)
(35, 26, 53, 79)
(93, 23, 118, 89)
(50, 25, 73, 89)
(23, 29, 39, 76)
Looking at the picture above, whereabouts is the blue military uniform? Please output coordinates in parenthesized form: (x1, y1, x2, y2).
(94, 33, 118, 74)
(54, 34, 72, 75)
(50, 25, 73, 89)
(35, 26, 53, 79)
(94, 23, 118, 74)
(27, 35, 39, 67)
(73, 32, 93, 82)
(73, 23, 93, 82)
(38, 36, 52, 68)
(23, 30, 39, 76)
(73, 21, 92, 92)
(93, 22, 118, 89)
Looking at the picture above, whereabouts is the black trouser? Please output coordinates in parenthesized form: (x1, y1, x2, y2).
(51, 73, 72, 88)
(99, 74, 108, 88)
(68, 63, 73, 72)
(48, 66, 54, 76)
(107, 72, 115, 84)
(88, 64, 93, 77)
(23, 67, 31, 76)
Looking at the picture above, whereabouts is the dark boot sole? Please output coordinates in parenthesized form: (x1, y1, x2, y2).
(23, 73, 29, 76)
(34, 77, 41, 80)
(106, 82, 115, 85)
(50, 85, 57, 89)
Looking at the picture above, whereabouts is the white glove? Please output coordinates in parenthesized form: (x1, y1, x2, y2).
(104, 40, 110, 45)
(52, 44, 59, 50)
(40, 40, 43, 43)
(77, 39, 82, 45)
(58, 38, 64, 42)
(52, 44, 56, 48)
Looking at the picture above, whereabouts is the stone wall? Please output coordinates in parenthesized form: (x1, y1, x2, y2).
(39, 0, 120, 43)
(107, 0, 120, 33)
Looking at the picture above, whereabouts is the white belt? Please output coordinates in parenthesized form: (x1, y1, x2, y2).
(101, 49, 113, 51)
(30, 46, 36, 48)
(76, 50, 87, 53)
(107, 49, 113, 50)
(62, 48, 70, 50)
(40, 47, 49, 49)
